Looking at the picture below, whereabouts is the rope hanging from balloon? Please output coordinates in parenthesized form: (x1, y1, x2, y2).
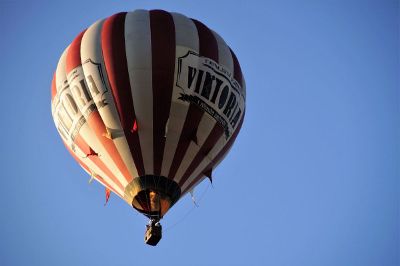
(164, 182, 211, 233)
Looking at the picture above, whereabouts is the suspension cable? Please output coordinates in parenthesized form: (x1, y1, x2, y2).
(164, 182, 211, 232)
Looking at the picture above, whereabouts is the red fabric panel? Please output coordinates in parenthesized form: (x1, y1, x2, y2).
(149, 10, 176, 175)
(101, 12, 145, 176)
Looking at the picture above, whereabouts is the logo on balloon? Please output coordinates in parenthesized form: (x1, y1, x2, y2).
(176, 51, 245, 138)
(51, 60, 108, 147)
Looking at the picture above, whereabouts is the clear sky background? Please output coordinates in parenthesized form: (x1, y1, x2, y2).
(0, 0, 398, 265)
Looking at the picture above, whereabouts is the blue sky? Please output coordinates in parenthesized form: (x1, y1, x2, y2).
(0, 0, 398, 265)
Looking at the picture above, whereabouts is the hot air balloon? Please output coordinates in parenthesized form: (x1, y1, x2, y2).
(51, 9, 245, 246)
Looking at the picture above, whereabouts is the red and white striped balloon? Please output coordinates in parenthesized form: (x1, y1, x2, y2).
(51, 9, 245, 220)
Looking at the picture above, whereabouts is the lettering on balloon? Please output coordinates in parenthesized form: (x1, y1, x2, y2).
(176, 51, 245, 138)
(51, 60, 108, 146)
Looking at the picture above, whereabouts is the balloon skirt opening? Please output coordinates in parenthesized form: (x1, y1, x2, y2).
(125, 175, 181, 220)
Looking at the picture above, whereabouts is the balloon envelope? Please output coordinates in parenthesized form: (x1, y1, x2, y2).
(51, 9, 246, 220)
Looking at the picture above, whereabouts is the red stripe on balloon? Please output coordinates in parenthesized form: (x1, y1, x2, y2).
(168, 104, 204, 179)
(192, 19, 219, 62)
(178, 123, 224, 187)
(63, 140, 124, 197)
(65, 31, 86, 73)
(51, 73, 57, 101)
(167, 19, 220, 181)
(66, 27, 134, 184)
(73, 134, 91, 155)
(181, 112, 245, 194)
(87, 111, 135, 184)
(101, 12, 145, 176)
(229, 48, 244, 91)
(149, 10, 176, 176)
(70, 136, 125, 193)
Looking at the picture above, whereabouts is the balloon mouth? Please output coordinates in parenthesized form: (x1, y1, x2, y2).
(125, 175, 181, 219)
